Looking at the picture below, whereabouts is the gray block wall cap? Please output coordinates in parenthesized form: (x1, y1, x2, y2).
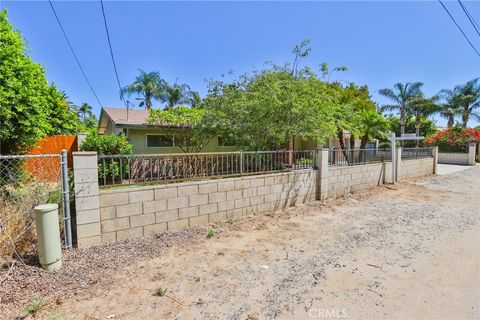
(72, 151, 97, 156)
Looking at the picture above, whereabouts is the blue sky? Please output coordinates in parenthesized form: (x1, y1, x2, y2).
(2, 0, 480, 127)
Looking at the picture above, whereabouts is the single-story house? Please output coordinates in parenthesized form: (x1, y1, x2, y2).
(98, 107, 366, 154)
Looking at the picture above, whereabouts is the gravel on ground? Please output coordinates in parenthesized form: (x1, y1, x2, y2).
(1, 166, 479, 319)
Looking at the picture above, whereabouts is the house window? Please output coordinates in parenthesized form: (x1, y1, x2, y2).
(217, 136, 236, 147)
(147, 135, 174, 147)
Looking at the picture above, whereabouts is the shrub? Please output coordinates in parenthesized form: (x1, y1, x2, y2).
(0, 180, 58, 265)
(207, 228, 215, 238)
(80, 134, 133, 184)
(80, 133, 133, 155)
(424, 127, 480, 152)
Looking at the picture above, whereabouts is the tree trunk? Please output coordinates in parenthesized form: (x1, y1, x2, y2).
(286, 136, 293, 166)
(359, 134, 369, 162)
(462, 111, 469, 128)
(337, 129, 350, 164)
(350, 134, 356, 150)
(447, 115, 454, 128)
(146, 96, 152, 110)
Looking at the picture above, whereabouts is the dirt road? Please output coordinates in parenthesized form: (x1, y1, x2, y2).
(20, 167, 480, 319)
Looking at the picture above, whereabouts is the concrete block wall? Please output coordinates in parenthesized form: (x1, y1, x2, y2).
(72, 149, 435, 248)
(438, 144, 476, 166)
(326, 150, 435, 199)
(328, 162, 392, 198)
(93, 170, 316, 245)
(398, 158, 434, 179)
(438, 152, 470, 165)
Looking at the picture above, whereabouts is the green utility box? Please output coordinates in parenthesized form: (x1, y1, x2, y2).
(34, 204, 62, 271)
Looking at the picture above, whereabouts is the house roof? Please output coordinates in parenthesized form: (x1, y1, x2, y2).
(102, 107, 149, 126)
(98, 107, 190, 134)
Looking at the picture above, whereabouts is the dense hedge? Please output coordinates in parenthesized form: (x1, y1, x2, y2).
(424, 127, 480, 152)
(80, 134, 133, 155)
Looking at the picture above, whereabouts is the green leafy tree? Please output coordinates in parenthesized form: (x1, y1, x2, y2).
(379, 82, 424, 141)
(75, 102, 97, 130)
(333, 83, 376, 154)
(291, 39, 311, 76)
(121, 69, 167, 110)
(320, 62, 348, 83)
(203, 69, 338, 151)
(46, 85, 81, 135)
(357, 110, 390, 149)
(387, 115, 437, 146)
(0, 10, 80, 154)
(147, 106, 213, 153)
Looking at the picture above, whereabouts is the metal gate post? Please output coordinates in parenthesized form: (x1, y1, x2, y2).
(60, 149, 72, 248)
(390, 133, 396, 184)
(239, 151, 244, 176)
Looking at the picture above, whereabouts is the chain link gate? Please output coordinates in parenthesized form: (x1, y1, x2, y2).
(0, 150, 72, 261)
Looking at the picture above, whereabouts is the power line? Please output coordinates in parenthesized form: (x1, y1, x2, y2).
(48, 0, 103, 107)
(100, 0, 126, 106)
(438, 0, 480, 57)
(458, 0, 480, 37)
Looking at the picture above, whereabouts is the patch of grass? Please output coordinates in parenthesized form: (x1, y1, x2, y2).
(154, 287, 168, 297)
(22, 296, 45, 315)
(226, 218, 234, 225)
(206, 228, 215, 239)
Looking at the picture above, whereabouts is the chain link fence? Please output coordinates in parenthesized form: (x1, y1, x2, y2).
(0, 154, 65, 265)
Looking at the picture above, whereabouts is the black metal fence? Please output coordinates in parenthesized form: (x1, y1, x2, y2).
(401, 148, 434, 160)
(329, 147, 434, 167)
(98, 150, 316, 187)
(329, 149, 392, 167)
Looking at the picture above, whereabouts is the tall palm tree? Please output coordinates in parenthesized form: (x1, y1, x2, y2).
(379, 82, 424, 141)
(409, 95, 438, 146)
(190, 91, 202, 108)
(121, 69, 167, 110)
(163, 81, 194, 110)
(437, 89, 462, 128)
(455, 78, 480, 128)
(77, 103, 93, 123)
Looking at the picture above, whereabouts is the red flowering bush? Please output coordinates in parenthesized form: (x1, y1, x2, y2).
(424, 127, 480, 152)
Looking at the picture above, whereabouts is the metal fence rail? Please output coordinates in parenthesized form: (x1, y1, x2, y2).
(98, 150, 316, 187)
(401, 147, 433, 160)
(329, 149, 392, 167)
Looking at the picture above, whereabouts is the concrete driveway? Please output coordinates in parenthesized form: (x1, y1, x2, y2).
(437, 163, 477, 175)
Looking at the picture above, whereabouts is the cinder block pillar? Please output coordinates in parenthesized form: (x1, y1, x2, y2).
(72, 152, 101, 248)
(432, 146, 439, 174)
(467, 143, 476, 166)
(315, 148, 329, 200)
